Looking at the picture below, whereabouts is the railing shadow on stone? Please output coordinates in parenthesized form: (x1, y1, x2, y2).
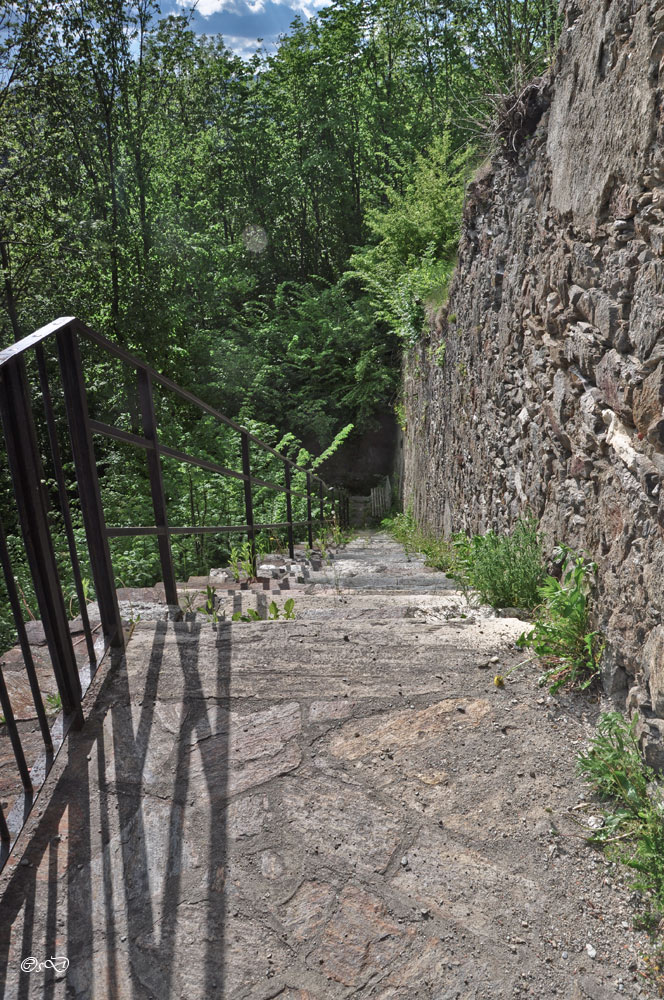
(0, 620, 232, 997)
(0, 316, 349, 871)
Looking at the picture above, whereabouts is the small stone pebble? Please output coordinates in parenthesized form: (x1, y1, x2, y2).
(586, 943, 597, 959)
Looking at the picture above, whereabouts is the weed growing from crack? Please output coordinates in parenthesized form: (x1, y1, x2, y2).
(381, 509, 454, 570)
(197, 584, 222, 624)
(577, 711, 664, 991)
(232, 598, 296, 623)
(452, 513, 545, 610)
(517, 545, 602, 692)
(229, 540, 255, 582)
(46, 692, 62, 713)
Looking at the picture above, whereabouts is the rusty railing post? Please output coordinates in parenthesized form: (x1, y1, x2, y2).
(0, 519, 53, 751)
(137, 368, 178, 606)
(56, 323, 124, 650)
(284, 462, 295, 560)
(241, 430, 257, 576)
(0, 356, 83, 719)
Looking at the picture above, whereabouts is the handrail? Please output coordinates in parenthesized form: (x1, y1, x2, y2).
(0, 315, 351, 869)
(0, 316, 329, 482)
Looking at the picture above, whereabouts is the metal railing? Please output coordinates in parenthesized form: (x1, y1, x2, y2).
(0, 315, 349, 867)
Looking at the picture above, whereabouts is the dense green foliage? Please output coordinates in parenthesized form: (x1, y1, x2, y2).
(1, 0, 560, 387)
(0, 0, 560, 654)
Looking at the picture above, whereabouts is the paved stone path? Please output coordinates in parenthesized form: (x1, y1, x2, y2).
(0, 533, 657, 998)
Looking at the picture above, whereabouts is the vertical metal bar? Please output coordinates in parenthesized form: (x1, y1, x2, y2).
(56, 324, 124, 650)
(0, 803, 9, 843)
(284, 462, 295, 561)
(0, 665, 32, 789)
(34, 343, 97, 670)
(0, 519, 53, 751)
(240, 431, 257, 576)
(0, 358, 82, 720)
(137, 369, 178, 606)
(306, 473, 314, 550)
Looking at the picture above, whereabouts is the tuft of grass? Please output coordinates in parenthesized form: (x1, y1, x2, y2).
(452, 513, 546, 610)
(516, 545, 602, 692)
(46, 692, 62, 713)
(381, 510, 455, 571)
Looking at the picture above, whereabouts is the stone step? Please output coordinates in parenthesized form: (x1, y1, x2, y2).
(302, 571, 456, 590)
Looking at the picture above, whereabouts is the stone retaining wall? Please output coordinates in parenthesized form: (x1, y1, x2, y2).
(402, 0, 664, 763)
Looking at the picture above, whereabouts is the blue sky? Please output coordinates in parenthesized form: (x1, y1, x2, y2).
(168, 0, 332, 58)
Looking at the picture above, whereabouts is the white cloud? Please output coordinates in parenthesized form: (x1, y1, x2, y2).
(176, 0, 233, 17)
(221, 32, 275, 56)
(176, 0, 330, 18)
(288, 0, 329, 13)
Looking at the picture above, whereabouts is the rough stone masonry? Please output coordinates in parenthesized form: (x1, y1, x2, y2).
(401, 0, 664, 764)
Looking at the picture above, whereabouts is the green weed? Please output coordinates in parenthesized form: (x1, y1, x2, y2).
(229, 545, 243, 582)
(232, 608, 261, 622)
(381, 510, 454, 571)
(452, 514, 545, 610)
(46, 692, 62, 713)
(229, 540, 255, 582)
(197, 584, 221, 624)
(517, 546, 602, 692)
(268, 598, 296, 620)
(577, 712, 664, 915)
(233, 598, 296, 623)
(331, 523, 353, 548)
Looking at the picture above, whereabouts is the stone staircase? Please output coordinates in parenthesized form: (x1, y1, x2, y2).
(0, 533, 654, 999)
